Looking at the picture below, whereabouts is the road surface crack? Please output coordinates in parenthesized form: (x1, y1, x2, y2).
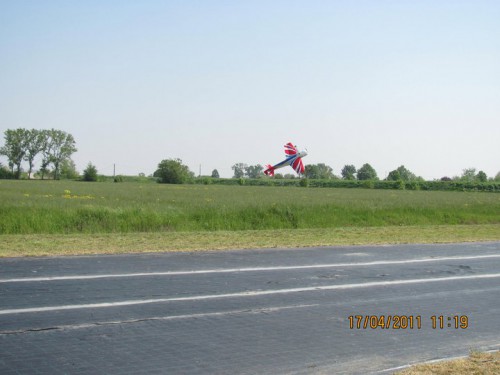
(0, 304, 319, 336)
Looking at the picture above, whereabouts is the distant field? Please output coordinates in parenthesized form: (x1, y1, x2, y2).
(0, 180, 499, 234)
(1, 180, 499, 256)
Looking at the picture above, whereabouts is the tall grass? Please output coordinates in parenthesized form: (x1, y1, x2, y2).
(0, 180, 498, 234)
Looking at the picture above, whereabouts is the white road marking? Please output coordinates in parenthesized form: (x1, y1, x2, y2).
(1, 254, 499, 283)
(1, 273, 499, 315)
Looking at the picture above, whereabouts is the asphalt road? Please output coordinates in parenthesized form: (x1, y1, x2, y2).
(1, 242, 499, 374)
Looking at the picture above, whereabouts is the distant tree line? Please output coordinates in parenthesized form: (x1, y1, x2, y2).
(228, 162, 383, 180)
(0, 128, 77, 179)
(153, 158, 499, 190)
(227, 162, 497, 184)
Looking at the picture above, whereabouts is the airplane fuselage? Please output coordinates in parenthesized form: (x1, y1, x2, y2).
(270, 149, 308, 171)
(264, 143, 308, 176)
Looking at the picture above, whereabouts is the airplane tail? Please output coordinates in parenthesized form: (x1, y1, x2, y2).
(264, 164, 275, 176)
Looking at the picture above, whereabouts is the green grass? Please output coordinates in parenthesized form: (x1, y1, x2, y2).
(0, 180, 499, 235)
(1, 180, 499, 256)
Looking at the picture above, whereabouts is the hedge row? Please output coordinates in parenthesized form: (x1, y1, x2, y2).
(194, 177, 499, 192)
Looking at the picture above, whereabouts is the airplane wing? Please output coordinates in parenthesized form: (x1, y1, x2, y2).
(284, 142, 298, 156)
(291, 157, 305, 175)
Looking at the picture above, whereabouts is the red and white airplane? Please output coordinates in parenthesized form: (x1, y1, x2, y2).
(264, 142, 308, 177)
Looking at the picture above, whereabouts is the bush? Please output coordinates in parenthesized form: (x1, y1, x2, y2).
(82, 163, 98, 182)
(0, 166, 14, 179)
(406, 181, 421, 190)
(362, 180, 375, 189)
(154, 158, 194, 184)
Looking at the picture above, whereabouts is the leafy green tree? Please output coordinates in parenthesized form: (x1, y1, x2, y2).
(154, 158, 194, 184)
(387, 165, 417, 181)
(305, 163, 334, 179)
(49, 129, 77, 180)
(245, 164, 264, 178)
(341, 165, 356, 180)
(231, 163, 247, 178)
(23, 129, 45, 179)
(0, 128, 77, 180)
(211, 169, 220, 178)
(60, 159, 80, 180)
(476, 170, 487, 183)
(304, 165, 316, 179)
(316, 163, 334, 179)
(396, 165, 417, 181)
(460, 168, 477, 183)
(495, 172, 500, 182)
(0, 128, 28, 179)
(357, 163, 378, 180)
(82, 162, 98, 181)
(386, 170, 401, 181)
(39, 129, 54, 180)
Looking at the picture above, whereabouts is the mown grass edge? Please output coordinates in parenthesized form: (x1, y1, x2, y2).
(395, 349, 499, 374)
(1, 224, 499, 257)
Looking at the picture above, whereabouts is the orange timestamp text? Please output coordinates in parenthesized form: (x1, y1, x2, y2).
(348, 315, 469, 330)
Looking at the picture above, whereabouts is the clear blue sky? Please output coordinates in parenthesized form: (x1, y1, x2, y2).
(1, 0, 499, 179)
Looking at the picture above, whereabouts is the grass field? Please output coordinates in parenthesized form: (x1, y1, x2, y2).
(0, 180, 499, 256)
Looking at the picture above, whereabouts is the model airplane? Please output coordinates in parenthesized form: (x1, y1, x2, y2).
(264, 142, 308, 177)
